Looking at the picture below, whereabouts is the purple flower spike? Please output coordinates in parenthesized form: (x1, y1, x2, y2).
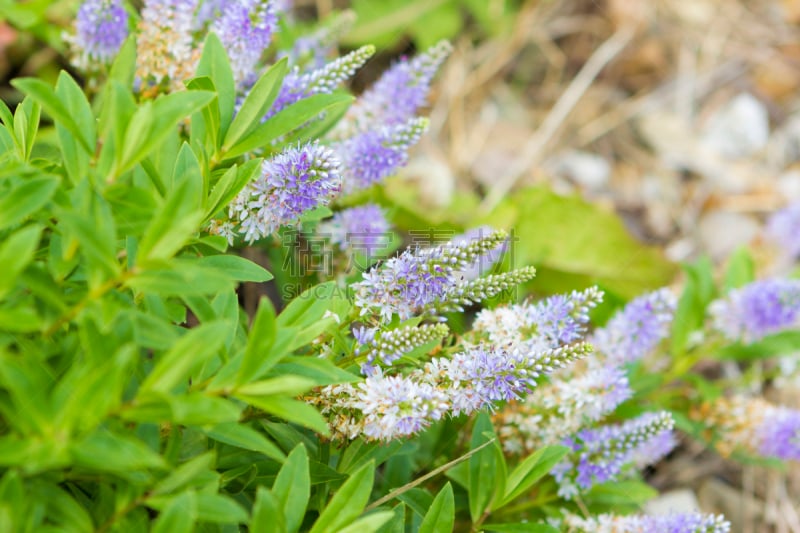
(227, 142, 341, 242)
(212, 0, 277, 86)
(757, 406, 800, 460)
(353, 230, 523, 322)
(710, 279, 800, 342)
(551, 411, 675, 498)
(565, 511, 731, 533)
(346, 40, 452, 132)
(354, 373, 449, 440)
(69, 0, 129, 69)
(473, 286, 603, 349)
(355, 323, 448, 376)
(318, 204, 391, 256)
(431, 341, 593, 416)
(766, 201, 800, 259)
(282, 11, 356, 71)
(268, 45, 375, 118)
(592, 288, 676, 365)
(337, 117, 428, 194)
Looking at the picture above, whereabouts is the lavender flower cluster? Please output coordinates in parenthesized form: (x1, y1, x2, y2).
(551, 411, 676, 499)
(66, 0, 129, 70)
(563, 511, 731, 533)
(710, 278, 800, 343)
(312, 341, 592, 441)
(700, 396, 800, 461)
(223, 142, 341, 242)
(352, 229, 532, 322)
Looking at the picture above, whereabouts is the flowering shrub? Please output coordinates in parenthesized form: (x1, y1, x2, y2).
(1, 1, 799, 532)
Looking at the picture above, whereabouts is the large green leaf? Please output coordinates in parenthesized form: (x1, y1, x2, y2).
(0, 174, 59, 231)
(468, 413, 505, 522)
(223, 57, 288, 150)
(11, 75, 92, 152)
(418, 483, 454, 533)
(203, 423, 285, 462)
(497, 445, 569, 508)
(223, 93, 354, 159)
(117, 90, 215, 176)
(151, 491, 197, 533)
(272, 444, 310, 533)
(252, 488, 287, 533)
(0, 224, 41, 299)
(670, 256, 715, 355)
(483, 187, 676, 298)
(196, 32, 236, 136)
(309, 461, 375, 533)
(139, 321, 231, 394)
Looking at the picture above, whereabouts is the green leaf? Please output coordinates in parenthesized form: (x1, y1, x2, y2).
(194, 492, 248, 524)
(0, 174, 59, 230)
(70, 429, 166, 472)
(309, 461, 375, 533)
(203, 423, 285, 462)
(378, 503, 407, 533)
(196, 32, 236, 136)
(484, 524, 559, 533)
(54, 73, 93, 183)
(11, 76, 92, 152)
(397, 489, 434, 518)
(166, 394, 243, 425)
(139, 321, 230, 393)
(223, 57, 288, 149)
(54, 71, 96, 154)
(337, 511, 395, 533)
(236, 395, 330, 436)
(724, 246, 755, 291)
(281, 96, 352, 146)
(344, 0, 449, 47)
(586, 480, 658, 506)
(236, 297, 278, 385)
(128, 310, 181, 350)
(58, 203, 121, 283)
(32, 482, 94, 533)
(484, 187, 676, 298)
(224, 93, 354, 159)
(277, 281, 342, 328)
(498, 445, 570, 508)
(0, 305, 42, 333)
(716, 330, 800, 360)
(117, 91, 215, 176)
(15, 97, 40, 162)
(152, 491, 197, 533)
(272, 444, 310, 533)
(0, 224, 41, 298)
(109, 35, 137, 87)
(126, 260, 236, 296)
(272, 358, 360, 387)
(337, 440, 404, 475)
(418, 483, 454, 533)
(153, 453, 217, 495)
(186, 76, 221, 153)
(235, 377, 315, 397)
(197, 254, 273, 282)
(204, 159, 260, 221)
(252, 488, 287, 533)
(137, 180, 204, 264)
(671, 256, 715, 355)
(468, 414, 505, 522)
